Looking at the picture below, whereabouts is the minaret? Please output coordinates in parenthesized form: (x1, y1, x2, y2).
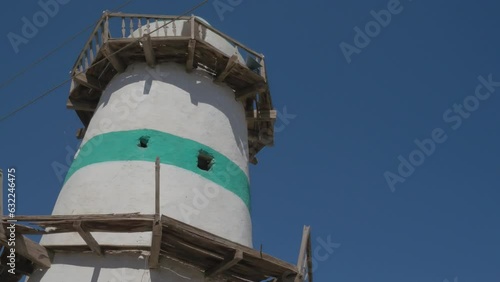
(23, 13, 300, 282)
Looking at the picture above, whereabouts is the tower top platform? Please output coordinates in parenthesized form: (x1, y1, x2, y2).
(67, 12, 276, 163)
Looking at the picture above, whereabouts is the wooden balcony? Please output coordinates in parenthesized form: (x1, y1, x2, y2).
(68, 12, 276, 163)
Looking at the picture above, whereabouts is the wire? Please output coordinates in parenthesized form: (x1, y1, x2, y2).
(0, 0, 208, 123)
(0, 79, 72, 123)
(0, 0, 137, 91)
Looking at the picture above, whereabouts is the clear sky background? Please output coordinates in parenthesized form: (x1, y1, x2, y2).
(1, 0, 499, 281)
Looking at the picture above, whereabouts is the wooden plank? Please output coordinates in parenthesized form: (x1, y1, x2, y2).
(260, 57, 267, 81)
(11, 232, 51, 269)
(155, 157, 160, 216)
(190, 16, 196, 40)
(149, 215, 162, 268)
(246, 110, 277, 121)
(195, 18, 263, 59)
(76, 128, 87, 140)
(8, 213, 154, 222)
(161, 215, 298, 276)
(186, 39, 196, 72)
(142, 35, 156, 67)
(150, 158, 162, 268)
(73, 72, 102, 91)
(66, 99, 97, 112)
(73, 221, 102, 256)
(306, 228, 313, 282)
(101, 44, 126, 73)
(107, 13, 191, 21)
(295, 226, 311, 282)
(205, 249, 243, 277)
(215, 55, 238, 83)
(235, 83, 266, 101)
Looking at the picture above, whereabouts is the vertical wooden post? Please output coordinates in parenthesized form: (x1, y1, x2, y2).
(296, 226, 311, 282)
(155, 157, 160, 216)
(149, 157, 162, 268)
(102, 13, 110, 44)
(190, 15, 196, 40)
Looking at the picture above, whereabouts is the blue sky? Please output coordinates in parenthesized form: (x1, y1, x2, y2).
(1, 0, 500, 281)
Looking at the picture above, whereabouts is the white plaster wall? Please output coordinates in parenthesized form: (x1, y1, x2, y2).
(28, 253, 208, 282)
(81, 63, 249, 174)
(44, 62, 252, 247)
(42, 162, 253, 247)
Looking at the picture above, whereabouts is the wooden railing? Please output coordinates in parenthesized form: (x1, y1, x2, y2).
(71, 12, 266, 79)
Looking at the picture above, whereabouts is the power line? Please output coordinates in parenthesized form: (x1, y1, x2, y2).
(0, 79, 72, 123)
(0, 0, 137, 91)
(0, 0, 208, 124)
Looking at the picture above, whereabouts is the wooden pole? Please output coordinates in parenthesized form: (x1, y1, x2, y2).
(149, 157, 162, 268)
(155, 157, 160, 216)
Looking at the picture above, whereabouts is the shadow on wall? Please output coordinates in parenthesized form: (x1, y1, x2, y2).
(98, 62, 249, 161)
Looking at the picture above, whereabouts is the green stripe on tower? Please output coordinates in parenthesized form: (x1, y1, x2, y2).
(65, 129, 250, 209)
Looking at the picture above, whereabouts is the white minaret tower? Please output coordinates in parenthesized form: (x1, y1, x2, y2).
(18, 13, 312, 282)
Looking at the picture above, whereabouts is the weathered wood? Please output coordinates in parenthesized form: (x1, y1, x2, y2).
(142, 35, 156, 67)
(149, 215, 162, 268)
(195, 18, 263, 59)
(101, 44, 126, 73)
(306, 227, 313, 282)
(295, 226, 310, 282)
(107, 13, 191, 21)
(235, 83, 266, 101)
(73, 221, 102, 256)
(2, 213, 302, 280)
(66, 99, 97, 112)
(0, 248, 34, 277)
(6, 213, 153, 222)
(73, 73, 102, 91)
(215, 55, 238, 83)
(205, 249, 243, 277)
(155, 157, 160, 216)
(76, 128, 86, 140)
(190, 16, 196, 40)
(186, 39, 196, 72)
(7, 232, 51, 269)
(246, 109, 277, 121)
(161, 215, 299, 277)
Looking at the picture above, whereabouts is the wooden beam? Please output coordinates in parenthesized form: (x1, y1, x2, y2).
(142, 35, 156, 67)
(102, 44, 126, 73)
(73, 72, 102, 91)
(235, 83, 266, 101)
(295, 226, 311, 282)
(260, 57, 267, 82)
(215, 55, 238, 83)
(66, 99, 98, 112)
(73, 221, 102, 256)
(148, 215, 162, 268)
(1, 231, 52, 269)
(205, 249, 243, 277)
(76, 128, 87, 140)
(306, 227, 313, 282)
(150, 158, 162, 268)
(0, 249, 35, 277)
(186, 39, 197, 72)
(155, 157, 160, 216)
(246, 110, 277, 121)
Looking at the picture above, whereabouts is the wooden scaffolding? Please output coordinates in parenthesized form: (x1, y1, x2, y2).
(0, 159, 313, 281)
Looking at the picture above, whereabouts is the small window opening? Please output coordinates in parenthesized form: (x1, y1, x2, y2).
(138, 136, 150, 148)
(197, 150, 214, 171)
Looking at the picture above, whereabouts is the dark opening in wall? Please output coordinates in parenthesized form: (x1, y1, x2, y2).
(197, 150, 214, 171)
(138, 136, 150, 148)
